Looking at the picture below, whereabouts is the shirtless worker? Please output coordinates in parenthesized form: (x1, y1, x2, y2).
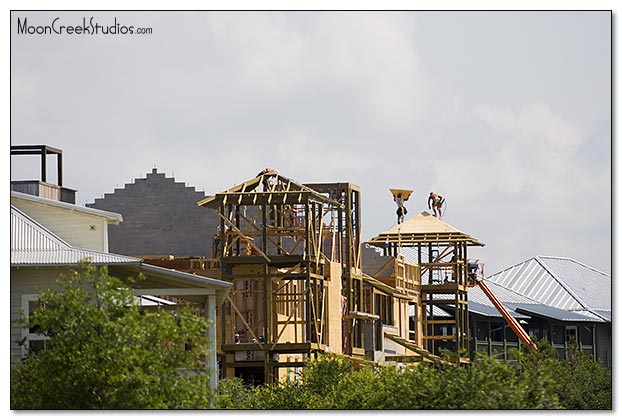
(428, 192, 444, 218)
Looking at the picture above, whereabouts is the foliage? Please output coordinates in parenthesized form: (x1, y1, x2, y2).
(217, 344, 611, 410)
(11, 262, 214, 409)
(537, 340, 611, 409)
(216, 378, 253, 409)
(11, 262, 611, 410)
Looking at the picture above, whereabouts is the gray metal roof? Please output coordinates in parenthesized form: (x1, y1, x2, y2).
(11, 205, 140, 266)
(591, 310, 611, 323)
(537, 256, 611, 311)
(12, 205, 231, 304)
(468, 301, 531, 319)
(512, 304, 605, 323)
(470, 280, 539, 305)
(486, 256, 611, 314)
(466, 280, 606, 323)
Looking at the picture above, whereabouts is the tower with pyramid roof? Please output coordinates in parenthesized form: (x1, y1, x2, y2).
(366, 211, 485, 361)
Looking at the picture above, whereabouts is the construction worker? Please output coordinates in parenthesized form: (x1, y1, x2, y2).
(428, 192, 444, 218)
(257, 168, 278, 191)
(395, 193, 407, 224)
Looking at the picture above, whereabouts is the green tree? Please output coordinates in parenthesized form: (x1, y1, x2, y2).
(534, 340, 611, 409)
(11, 262, 213, 409)
(215, 378, 251, 409)
(218, 347, 610, 410)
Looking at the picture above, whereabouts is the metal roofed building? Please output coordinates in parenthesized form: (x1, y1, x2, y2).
(11, 190, 123, 254)
(470, 256, 611, 367)
(10, 203, 231, 390)
(10, 204, 138, 266)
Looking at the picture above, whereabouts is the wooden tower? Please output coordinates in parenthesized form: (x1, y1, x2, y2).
(366, 212, 484, 362)
(197, 173, 369, 384)
(304, 182, 368, 358)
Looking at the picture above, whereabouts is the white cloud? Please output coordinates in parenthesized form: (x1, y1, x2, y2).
(466, 101, 585, 197)
(205, 12, 423, 127)
(275, 131, 371, 180)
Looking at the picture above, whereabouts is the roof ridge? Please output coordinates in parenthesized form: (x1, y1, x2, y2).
(486, 256, 538, 279)
(198, 172, 343, 208)
(11, 204, 142, 266)
(12, 190, 123, 222)
(538, 255, 611, 277)
(534, 256, 589, 311)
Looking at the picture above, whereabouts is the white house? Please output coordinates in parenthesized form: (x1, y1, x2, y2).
(10, 191, 231, 391)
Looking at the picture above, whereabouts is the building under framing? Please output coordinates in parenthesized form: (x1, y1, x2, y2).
(366, 212, 485, 362)
(197, 172, 377, 384)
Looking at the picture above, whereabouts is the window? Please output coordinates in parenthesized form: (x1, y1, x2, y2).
(21, 294, 49, 356)
(581, 325, 594, 346)
(375, 294, 394, 326)
(490, 322, 504, 342)
(505, 325, 518, 342)
(551, 325, 565, 345)
(528, 327, 541, 341)
(476, 321, 488, 340)
(409, 302, 417, 341)
(565, 326, 577, 344)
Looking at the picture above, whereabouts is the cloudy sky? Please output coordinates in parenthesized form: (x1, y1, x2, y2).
(9, 10, 612, 276)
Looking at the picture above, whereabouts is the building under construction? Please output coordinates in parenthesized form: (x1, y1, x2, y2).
(177, 170, 492, 383)
(366, 212, 486, 363)
(15, 145, 609, 384)
(94, 168, 539, 383)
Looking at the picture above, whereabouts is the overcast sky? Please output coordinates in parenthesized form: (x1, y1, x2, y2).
(9, 10, 612, 275)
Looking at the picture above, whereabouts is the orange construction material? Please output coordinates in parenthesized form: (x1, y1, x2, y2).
(475, 279, 538, 351)
(390, 188, 414, 201)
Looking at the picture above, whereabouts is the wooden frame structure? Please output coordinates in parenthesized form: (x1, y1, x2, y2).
(366, 212, 484, 362)
(367, 256, 421, 344)
(197, 174, 370, 383)
(304, 182, 369, 357)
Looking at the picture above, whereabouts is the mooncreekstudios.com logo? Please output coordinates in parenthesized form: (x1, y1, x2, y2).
(16, 16, 153, 35)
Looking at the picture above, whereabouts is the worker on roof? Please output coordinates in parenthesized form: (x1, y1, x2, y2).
(257, 168, 278, 177)
(395, 193, 407, 224)
(257, 168, 279, 191)
(428, 192, 444, 218)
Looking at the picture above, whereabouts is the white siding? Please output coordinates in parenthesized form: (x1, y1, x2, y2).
(10, 267, 69, 366)
(12, 198, 109, 252)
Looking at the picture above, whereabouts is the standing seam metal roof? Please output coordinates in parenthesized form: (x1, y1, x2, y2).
(486, 255, 611, 316)
(11, 205, 141, 266)
(468, 281, 605, 323)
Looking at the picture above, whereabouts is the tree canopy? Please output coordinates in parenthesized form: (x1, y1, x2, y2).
(216, 343, 612, 410)
(11, 262, 213, 409)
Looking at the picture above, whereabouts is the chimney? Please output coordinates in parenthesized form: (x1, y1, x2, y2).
(11, 145, 77, 204)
